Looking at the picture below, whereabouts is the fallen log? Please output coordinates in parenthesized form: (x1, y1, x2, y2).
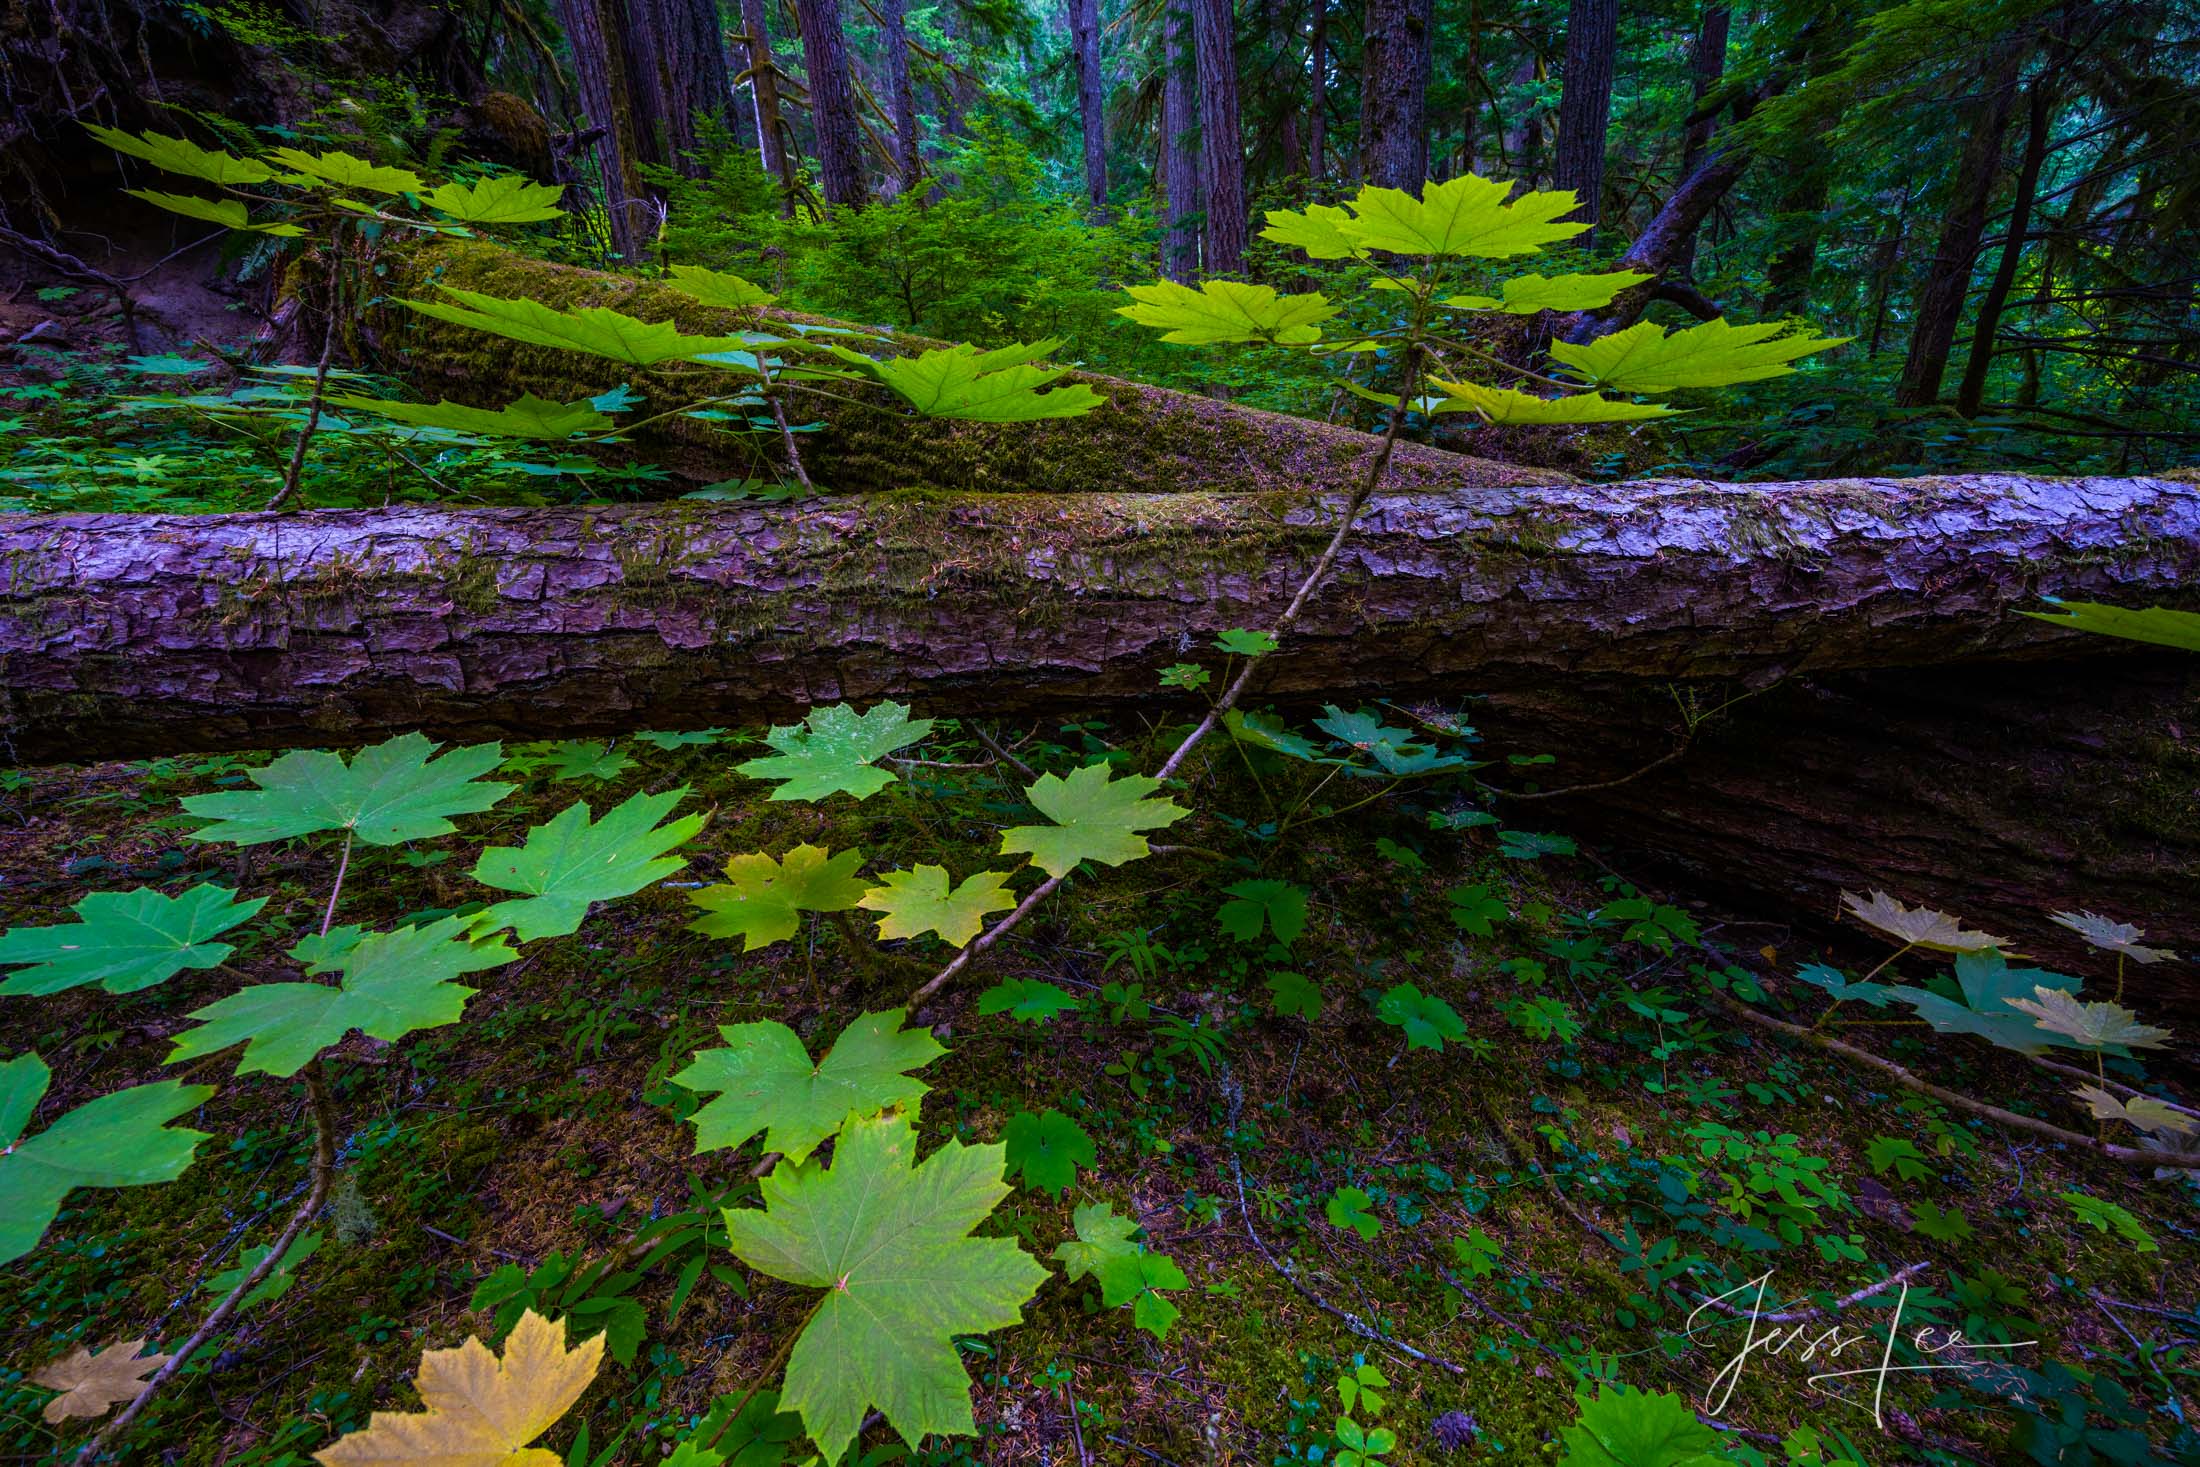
(5, 473, 2198, 1003)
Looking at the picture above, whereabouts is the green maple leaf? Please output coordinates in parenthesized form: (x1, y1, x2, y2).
(2061, 1191, 2157, 1253)
(264, 146, 424, 195)
(124, 190, 245, 229)
(719, 1110, 1047, 1461)
(1442, 269, 1653, 313)
(737, 702, 937, 801)
(1003, 1109, 1095, 1196)
(331, 392, 613, 440)
(1116, 280, 1340, 345)
(1375, 984, 1466, 1052)
(1325, 1185, 1381, 1240)
(1865, 1136, 1931, 1182)
(2005, 987, 2173, 1051)
(1899, 951, 2083, 1055)
(1557, 1386, 1725, 1467)
(831, 340, 1103, 421)
(1498, 829, 1577, 861)
(86, 124, 274, 185)
(1313, 706, 1469, 777)
(167, 918, 514, 1077)
(1427, 379, 1676, 424)
(999, 763, 1189, 878)
(181, 733, 511, 847)
(666, 263, 777, 309)
(673, 1009, 944, 1163)
(1793, 962, 1903, 1009)
(1265, 970, 1321, 1019)
(1213, 628, 1279, 656)
(858, 866, 1017, 947)
(0, 884, 268, 997)
(1215, 879, 1309, 946)
(977, 978, 1079, 1024)
(401, 288, 752, 366)
(1911, 1200, 1974, 1244)
(1549, 318, 1847, 393)
(2022, 598, 2200, 654)
(1052, 1201, 1140, 1279)
(203, 1230, 323, 1310)
(688, 844, 870, 951)
(0, 1053, 214, 1265)
(419, 174, 566, 223)
(1262, 175, 1588, 259)
(468, 788, 702, 942)
(1225, 710, 1324, 763)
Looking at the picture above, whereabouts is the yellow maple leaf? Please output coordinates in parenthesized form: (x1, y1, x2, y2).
(1839, 890, 2009, 953)
(31, 1338, 169, 1422)
(314, 1309, 602, 1467)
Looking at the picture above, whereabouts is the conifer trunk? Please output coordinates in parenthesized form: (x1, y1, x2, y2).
(793, 0, 868, 207)
(1552, 0, 1617, 245)
(1070, 0, 1108, 208)
(1192, 0, 1247, 273)
(1162, 2, 1200, 280)
(1360, 0, 1432, 189)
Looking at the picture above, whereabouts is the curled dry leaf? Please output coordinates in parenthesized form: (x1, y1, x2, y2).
(32, 1338, 170, 1422)
(1839, 890, 2010, 953)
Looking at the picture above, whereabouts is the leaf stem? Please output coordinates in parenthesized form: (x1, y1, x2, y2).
(264, 232, 345, 512)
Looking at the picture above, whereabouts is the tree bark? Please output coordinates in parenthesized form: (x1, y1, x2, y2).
(553, 0, 650, 260)
(793, 0, 868, 208)
(1894, 37, 2027, 408)
(737, 0, 801, 215)
(1553, 0, 1617, 247)
(1193, 0, 1247, 273)
(6, 473, 2192, 767)
(1673, 2, 1728, 280)
(1551, 140, 1749, 340)
(1162, 2, 1200, 280)
(878, 0, 922, 194)
(1955, 78, 2052, 418)
(1070, 0, 1108, 208)
(1360, 0, 1432, 189)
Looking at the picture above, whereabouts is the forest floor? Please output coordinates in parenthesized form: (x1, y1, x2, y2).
(0, 719, 2192, 1467)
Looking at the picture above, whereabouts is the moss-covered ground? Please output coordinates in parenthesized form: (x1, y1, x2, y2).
(0, 716, 2192, 1467)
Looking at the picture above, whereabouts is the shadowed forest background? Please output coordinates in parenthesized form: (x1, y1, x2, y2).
(0, 3, 2197, 1467)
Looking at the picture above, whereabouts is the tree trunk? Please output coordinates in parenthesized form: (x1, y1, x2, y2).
(1070, 0, 1107, 208)
(9, 478, 2197, 995)
(1673, 2, 1728, 280)
(1193, 0, 1247, 273)
(793, 0, 868, 207)
(1308, 0, 1326, 180)
(878, 0, 922, 193)
(553, 0, 650, 260)
(1955, 79, 2052, 418)
(1552, 0, 1617, 247)
(1162, 2, 1200, 280)
(1762, 165, 1828, 316)
(1894, 38, 2026, 408)
(737, 0, 801, 215)
(1360, 0, 1432, 189)
(632, 0, 736, 174)
(1551, 140, 1749, 340)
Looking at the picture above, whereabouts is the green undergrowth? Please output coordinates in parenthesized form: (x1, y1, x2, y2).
(0, 715, 2192, 1467)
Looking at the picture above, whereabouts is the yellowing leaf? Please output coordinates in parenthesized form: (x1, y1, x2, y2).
(1262, 174, 1588, 260)
(32, 1338, 169, 1422)
(1549, 318, 1847, 393)
(672, 1009, 944, 1161)
(2072, 1085, 2196, 1137)
(1427, 378, 1676, 424)
(400, 289, 752, 366)
(858, 866, 1017, 947)
(1116, 280, 1339, 345)
(666, 264, 777, 309)
(688, 844, 870, 951)
(86, 124, 274, 186)
(2005, 987, 2173, 1051)
(314, 1308, 603, 1467)
(998, 763, 1189, 877)
(330, 393, 614, 441)
(2049, 910, 2180, 965)
(1840, 891, 2008, 953)
(266, 147, 424, 195)
(1442, 270, 1652, 314)
(419, 174, 566, 223)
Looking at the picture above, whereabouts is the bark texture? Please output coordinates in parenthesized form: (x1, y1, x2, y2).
(1955, 78, 2052, 418)
(1070, 0, 1109, 208)
(1673, 3, 1729, 280)
(6, 474, 2193, 766)
(1162, 3, 1200, 280)
(737, 0, 801, 215)
(878, 0, 923, 193)
(1192, 0, 1247, 273)
(793, 0, 868, 207)
(1360, 0, 1433, 189)
(1553, 0, 1618, 245)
